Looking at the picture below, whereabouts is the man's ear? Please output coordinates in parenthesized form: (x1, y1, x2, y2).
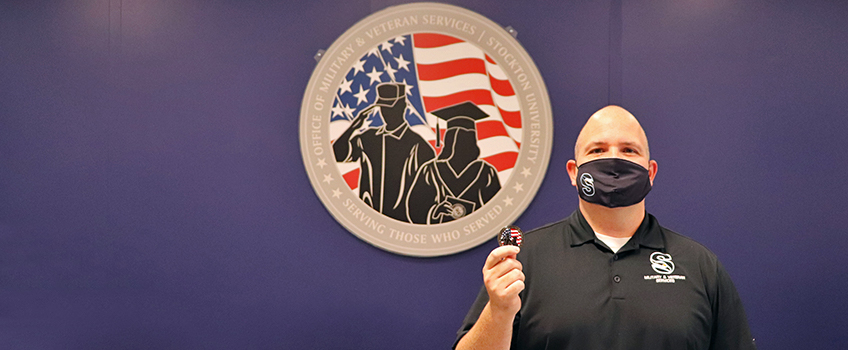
(566, 159, 578, 187)
(648, 160, 658, 186)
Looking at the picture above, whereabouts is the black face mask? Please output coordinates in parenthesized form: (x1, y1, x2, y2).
(575, 158, 652, 208)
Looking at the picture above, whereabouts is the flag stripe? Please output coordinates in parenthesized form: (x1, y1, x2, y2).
(413, 42, 485, 64)
(343, 167, 360, 190)
(480, 105, 521, 145)
(410, 33, 523, 186)
(485, 62, 508, 82)
(422, 89, 494, 112)
(499, 107, 522, 128)
(478, 135, 518, 158)
(477, 120, 510, 141)
(416, 74, 490, 97)
(491, 92, 520, 110)
(417, 59, 487, 81)
(482, 151, 519, 172)
(489, 75, 515, 96)
(413, 33, 464, 48)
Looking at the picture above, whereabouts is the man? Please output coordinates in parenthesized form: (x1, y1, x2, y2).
(406, 101, 501, 224)
(454, 106, 756, 349)
(333, 83, 435, 222)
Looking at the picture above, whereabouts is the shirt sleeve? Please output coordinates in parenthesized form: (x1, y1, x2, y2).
(709, 260, 757, 350)
(453, 285, 488, 349)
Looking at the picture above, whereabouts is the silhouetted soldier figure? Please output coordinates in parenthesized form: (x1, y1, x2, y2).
(406, 101, 501, 224)
(333, 83, 435, 222)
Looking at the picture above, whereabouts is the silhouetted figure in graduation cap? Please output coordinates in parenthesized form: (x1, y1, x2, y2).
(406, 101, 502, 224)
(333, 83, 435, 222)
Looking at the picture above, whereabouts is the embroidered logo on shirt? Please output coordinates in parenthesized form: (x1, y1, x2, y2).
(650, 252, 674, 274)
(644, 252, 686, 283)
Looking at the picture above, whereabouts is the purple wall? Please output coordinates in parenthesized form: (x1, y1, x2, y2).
(2, 0, 846, 348)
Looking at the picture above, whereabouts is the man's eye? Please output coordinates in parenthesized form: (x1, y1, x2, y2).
(589, 148, 603, 154)
(623, 148, 637, 154)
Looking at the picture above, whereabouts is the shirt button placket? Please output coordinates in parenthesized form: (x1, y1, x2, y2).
(610, 253, 625, 299)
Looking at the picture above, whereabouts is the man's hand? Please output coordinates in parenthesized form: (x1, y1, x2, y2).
(455, 245, 525, 350)
(349, 106, 374, 130)
(431, 201, 455, 221)
(483, 245, 525, 316)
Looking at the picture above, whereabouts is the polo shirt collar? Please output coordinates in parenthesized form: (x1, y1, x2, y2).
(568, 209, 665, 251)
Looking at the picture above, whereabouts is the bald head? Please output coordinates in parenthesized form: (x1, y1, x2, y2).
(566, 105, 658, 232)
(573, 105, 650, 166)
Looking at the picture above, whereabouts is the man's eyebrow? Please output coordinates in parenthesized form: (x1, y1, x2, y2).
(582, 140, 643, 150)
(619, 141, 646, 150)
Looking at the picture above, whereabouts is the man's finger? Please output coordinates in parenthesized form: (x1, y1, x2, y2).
(503, 279, 525, 296)
(484, 246, 520, 270)
(488, 258, 523, 279)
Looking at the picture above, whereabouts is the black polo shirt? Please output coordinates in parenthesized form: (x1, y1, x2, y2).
(454, 210, 756, 350)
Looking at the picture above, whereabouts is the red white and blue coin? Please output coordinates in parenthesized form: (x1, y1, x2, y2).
(498, 226, 523, 247)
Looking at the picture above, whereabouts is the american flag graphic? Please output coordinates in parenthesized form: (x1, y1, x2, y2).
(330, 33, 522, 192)
(499, 226, 523, 247)
(510, 227, 523, 246)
